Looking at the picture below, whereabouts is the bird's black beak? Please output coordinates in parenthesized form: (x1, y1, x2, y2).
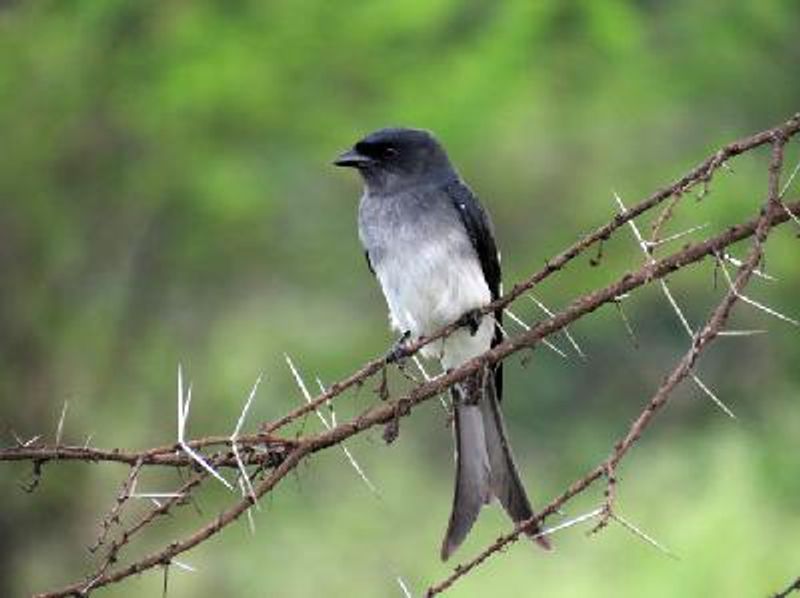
(333, 148, 372, 168)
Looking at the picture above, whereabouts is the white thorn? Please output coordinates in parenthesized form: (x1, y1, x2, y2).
(527, 295, 587, 360)
(645, 223, 710, 248)
(411, 356, 449, 411)
(531, 507, 604, 542)
(779, 200, 800, 229)
(614, 191, 652, 261)
(171, 559, 197, 573)
(735, 294, 800, 327)
(176, 364, 233, 490)
(396, 576, 413, 598)
(502, 309, 568, 359)
(659, 280, 694, 338)
(177, 363, 184, 431)
(780, 155, 800, 198)
(611, 512, 679, 560)
(615, 193, 694, 338)
(411, 355, 432, 382)
(691, 374, 736, 419)
(238, 477, 257, 535)
(285, 354, 314, 402)
(717, 329, 767, 337)
(184, 383, 193, 422)
(719, 260, 799, 327)
(55, 400, 69, 445)
(232, 374, 263, 437)
(230, 374, 263, 509)
(314, 377, 380, 497)
(722, 252, 777, 281)
(130, 492, 186, 499)
(22, 434, 41, 448)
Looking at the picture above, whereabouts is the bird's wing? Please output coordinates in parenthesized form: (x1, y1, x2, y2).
(443, 180, 501, 300)
(443, 179, 505, 399)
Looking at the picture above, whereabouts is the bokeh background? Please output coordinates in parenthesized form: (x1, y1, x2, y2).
(1, 1, 799, 596)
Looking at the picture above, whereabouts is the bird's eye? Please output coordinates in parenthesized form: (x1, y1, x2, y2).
(381, 145, 398, 159)
(355, 141, 397, 161)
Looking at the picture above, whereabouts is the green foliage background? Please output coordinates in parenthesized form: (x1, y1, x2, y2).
(1, 1, 799, 596)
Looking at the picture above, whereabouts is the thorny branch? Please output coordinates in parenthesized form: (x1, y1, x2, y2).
(1, 114, 798, 597)
(425, 131, 792, 597)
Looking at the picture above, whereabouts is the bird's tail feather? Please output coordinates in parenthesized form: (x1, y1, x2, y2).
(440, 372, 550, 561)
(479, 373, 551, 551)
(440, 394, 490, 561)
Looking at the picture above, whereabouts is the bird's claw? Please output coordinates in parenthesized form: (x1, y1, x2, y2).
(458, 308, 483, 336)
(385, 330, 412, 364)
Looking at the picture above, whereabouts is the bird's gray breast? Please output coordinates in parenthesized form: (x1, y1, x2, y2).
(358, 186, 491, 342)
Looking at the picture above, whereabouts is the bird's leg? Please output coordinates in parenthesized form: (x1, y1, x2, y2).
(450, 372, 482, 407)
(462, 373, 483, 405)
(457, 308, 483, 336)
(385, 330, 412, 364)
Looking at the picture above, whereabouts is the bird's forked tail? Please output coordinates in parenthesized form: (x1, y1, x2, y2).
(441, 370, 551, 560)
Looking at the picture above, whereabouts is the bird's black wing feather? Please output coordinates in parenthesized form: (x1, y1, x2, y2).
(443, 179, 505, 400)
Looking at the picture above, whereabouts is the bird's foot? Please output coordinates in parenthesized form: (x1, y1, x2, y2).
(385, 330, 412, 364)
(458, 308, 483, 336)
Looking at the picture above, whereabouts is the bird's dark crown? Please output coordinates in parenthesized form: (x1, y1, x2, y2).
(355, 127, 438, 160)
(334, 127, 455, 188)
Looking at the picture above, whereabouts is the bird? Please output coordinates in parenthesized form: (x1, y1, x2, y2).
(333, 127, 551, 560)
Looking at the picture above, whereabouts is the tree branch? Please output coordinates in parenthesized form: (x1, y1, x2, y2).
(2, 114, 796, 597)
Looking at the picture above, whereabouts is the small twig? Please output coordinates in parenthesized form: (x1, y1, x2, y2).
(649, 192, 684, 244)
(90, 456, 145, 553)
(19, 459, 45, 493)
(589, 462, 617, 534)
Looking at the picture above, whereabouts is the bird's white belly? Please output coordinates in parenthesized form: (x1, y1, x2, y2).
(375, 238, 494, 369)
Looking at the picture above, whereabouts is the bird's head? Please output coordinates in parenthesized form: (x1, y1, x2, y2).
(333, 127, 454, 192)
